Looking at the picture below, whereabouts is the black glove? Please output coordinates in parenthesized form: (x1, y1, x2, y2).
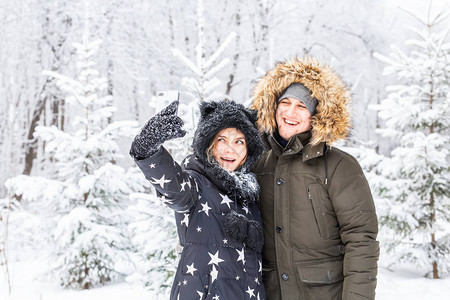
(130, 101, 186, 160)
(224, 210, 264, 252)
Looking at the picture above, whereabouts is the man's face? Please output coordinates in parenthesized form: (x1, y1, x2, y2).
(275, 97, 312, 140)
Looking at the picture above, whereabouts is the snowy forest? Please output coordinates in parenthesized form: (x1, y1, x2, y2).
(1, 0, 449, 299)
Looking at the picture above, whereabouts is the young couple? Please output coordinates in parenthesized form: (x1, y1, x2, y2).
(130, 57, 380, 300)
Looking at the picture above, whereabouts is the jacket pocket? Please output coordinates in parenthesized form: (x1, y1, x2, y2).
(307, 184, 330, 239)
(350, 292, 372, 300)
(297, 258, 344, 286)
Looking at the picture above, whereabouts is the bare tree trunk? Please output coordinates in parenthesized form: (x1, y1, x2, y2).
(428, 86, 438, 278)
(106, 63, 114, 126)
(167, 0, 176, 88)
(23, 85, 47, 175)
(52, 98, 59, 126)
(132, 85, 139, 121)
(180, 5, 191, 57)
(250, 0, 274, 87)
(0, 195, 13, 295)
(108, 58, 114, 98)
(168, 0, 176, 49)
(225, 3, 241, 96)
(430, 189, 438, 278)
(60, 98, 65, 131)
(23, 6, 72, 175)
(197, 0, 206, 102)
(431, 233, 439, 279)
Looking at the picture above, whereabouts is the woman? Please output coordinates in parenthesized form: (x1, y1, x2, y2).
(130, 100, 266, 300)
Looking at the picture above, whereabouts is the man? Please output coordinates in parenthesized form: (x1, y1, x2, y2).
(251, 57, 379, 300)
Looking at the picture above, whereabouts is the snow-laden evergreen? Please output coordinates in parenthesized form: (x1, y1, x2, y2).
(171, 0, 235, 102)
(128, 192, 177, 298)
(167, 0, 237, 160)
(372, 10, 450, 278)
(128, 1, 241, 294)
(4, 37, 147, 289)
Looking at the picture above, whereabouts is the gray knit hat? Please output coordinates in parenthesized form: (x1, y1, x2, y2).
(278, 82, 318, 115)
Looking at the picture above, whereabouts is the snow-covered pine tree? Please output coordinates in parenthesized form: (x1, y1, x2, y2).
(5, 36, 147, 289)
(171, 0, 235, 103)
(373, 6, 450, 278)
(167, 0, 236, 160)
(130, 1, 237, 296)
(128, 191, 178, 298)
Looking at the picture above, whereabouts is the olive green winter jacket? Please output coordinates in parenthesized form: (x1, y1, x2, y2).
(251, 57, 379, 300)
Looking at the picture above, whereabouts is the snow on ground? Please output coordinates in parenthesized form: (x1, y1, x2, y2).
(0, 258, 156, 300)
(377, 267, 450, 299)
(1, 258, 450, 299)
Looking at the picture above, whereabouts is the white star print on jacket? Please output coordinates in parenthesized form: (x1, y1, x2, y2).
(134, 147, 265, 300)
(219, 194, 233, 209)
(150, 174, 171, 188)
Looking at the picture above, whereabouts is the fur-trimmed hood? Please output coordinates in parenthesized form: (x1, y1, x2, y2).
(251, 57, 351, 145)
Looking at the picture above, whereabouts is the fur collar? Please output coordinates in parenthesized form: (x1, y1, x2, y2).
(183, 154, 259, 204)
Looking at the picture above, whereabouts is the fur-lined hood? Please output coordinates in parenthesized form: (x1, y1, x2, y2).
(251, 57, 351, 145)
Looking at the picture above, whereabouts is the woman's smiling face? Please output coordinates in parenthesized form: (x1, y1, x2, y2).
(212, 128, 247, 172)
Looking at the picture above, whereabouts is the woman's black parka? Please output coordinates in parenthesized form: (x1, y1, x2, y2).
(134, 100, 266, 300)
